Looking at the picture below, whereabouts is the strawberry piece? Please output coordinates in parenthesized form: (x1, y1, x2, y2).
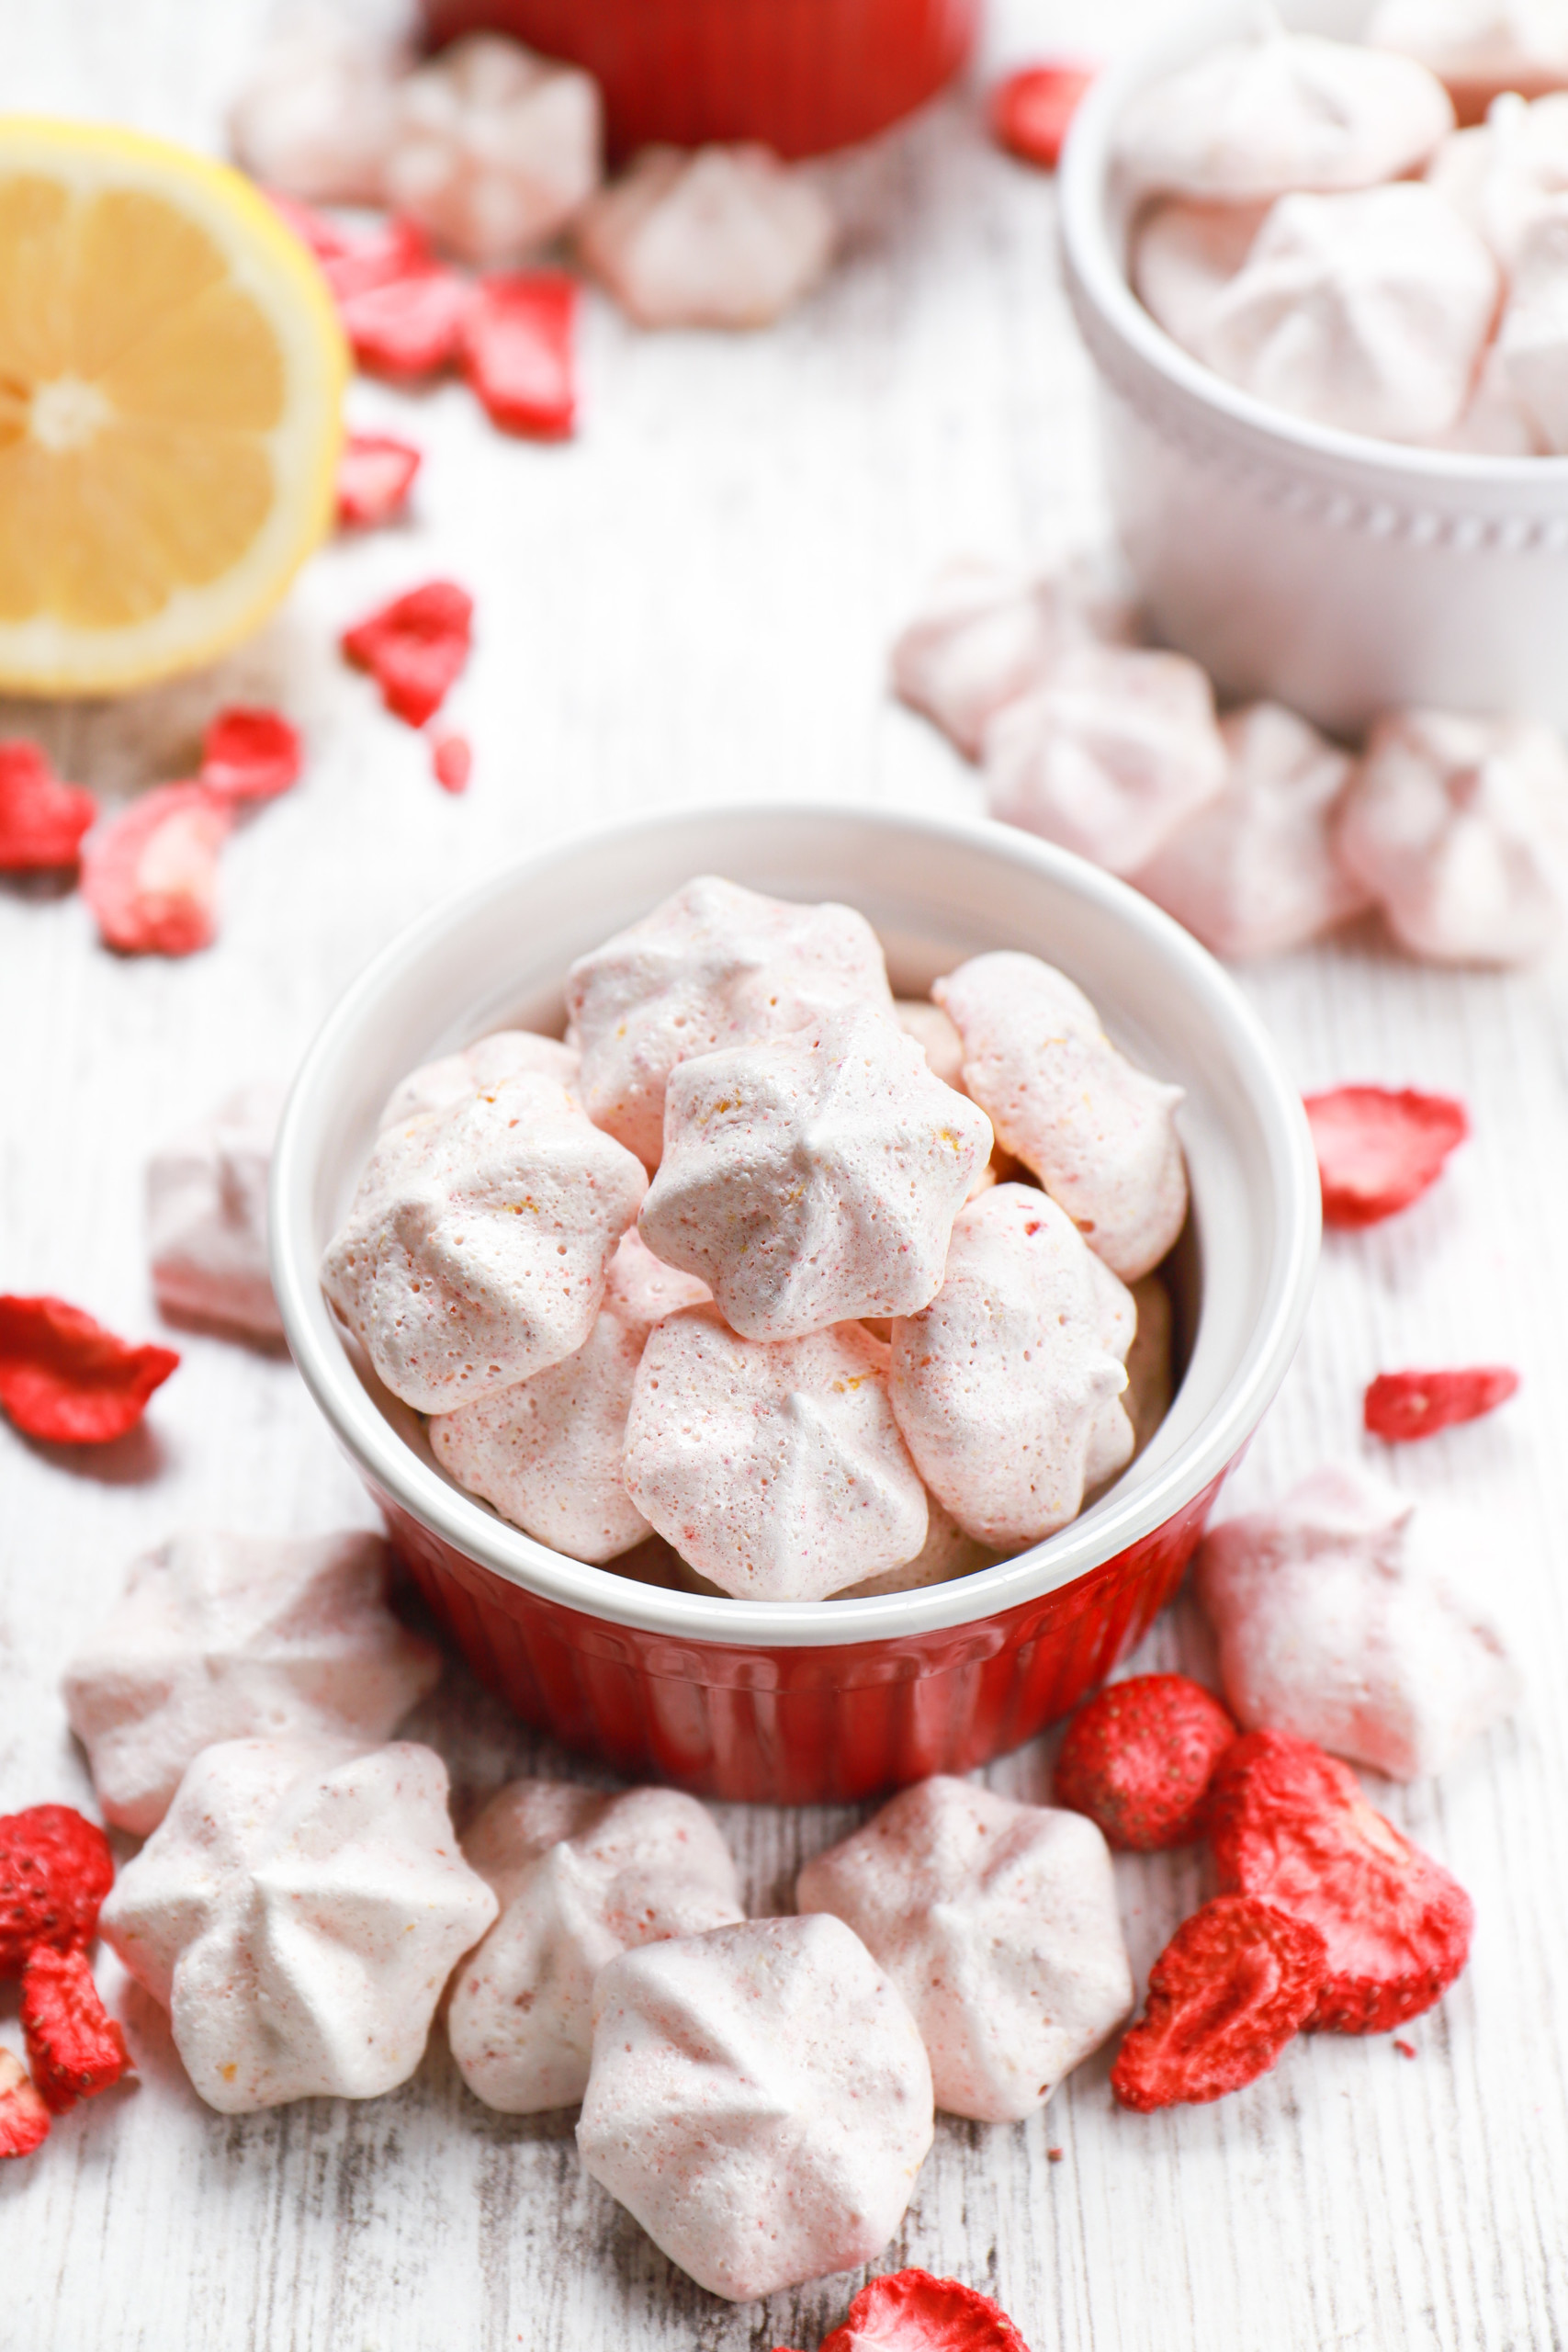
(1054, 1673, 1236, 1849)
(263, 190, 356, 269)
(80, 781, 233, 956)
(0, 1805, 115, 1977)
(1364, 1365, 1520, 1442)
(1111, 1894, 1326, 2112)
(431, 731, 472, 794)
(337, 431, 422, 528)
(340, 268, 471, 379)
(0, 1295, 180, 1447)
(199, 707, 302, 803)
(0, 741, 98, 870)
(1208, 1730, 1475, 2032)
(343, 581, 474, 728)
(1304, 1086, 1470, 1227)
(20, 1947, 133, 2114)
(0, 2050, 51, 2158)
(460, 273, 577, 438)
(990, 64, 1098, 168)
(819, 2269, 1033, 2352)
(319, 215, 433, 303)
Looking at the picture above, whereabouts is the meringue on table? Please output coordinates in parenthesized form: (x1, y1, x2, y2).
(577, 144, 836, 330)
(889, 558, 1137, 763)
(147, 1080, 287, 1340)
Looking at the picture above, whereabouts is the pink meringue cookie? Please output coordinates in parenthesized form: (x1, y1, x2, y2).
(894, 1000, 967, 1092)
(1335, 707, 1568, 964)
(624, 1306, 928, 1599)
(147, 1080, 287, 1339)
(1193, 183, 1501, 444)
(796, 1777, 1134, 2121)
(1193, 1464, 1521, 1781)
(381, 33, 602, 266)
(1370, 0, 1568, 120)
(566, 875, 893, 1170)
(1132, 198, 1270, 354)
(100, 1737, 498, 2113)
(1114, 30, 1455, 202)
(1496, 195, 1568, 446)
(448, 1781, 744, 2113)
(1426, 93, 1568, 266)
(576, 144, 835, 329)
(889, 559, 1137, 763)
(227, 18, 404, 204)
(430, 1231, 708, 1561)
(377, 1029, 580, 1132)
(934, 951, 1189, 1282)
(983, 642, 1229, 876)
(1422, 341, 1542, 450)
(888, 1185, 1134, 1548)
(1129, 702, 1372, 960)
(321, 1069, 647, 1413)
(577, 1914, 934, 2301)
(834, 1493, 1000, 1598)
(61, 1530, 441, 1837)
(638, 1004, 993, 1341)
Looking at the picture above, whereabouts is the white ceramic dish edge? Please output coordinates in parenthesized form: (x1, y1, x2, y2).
(270, 802, 1321, 1651)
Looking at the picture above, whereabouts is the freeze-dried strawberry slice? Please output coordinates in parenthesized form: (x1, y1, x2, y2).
(460, 273, 577, 438)
(818, 2269, 1033, 2352)
(1304, 1087, 1470, 1227)
(343, 580, 474, 728)
(0, 1296, 179, 1447)
(341, 267, 470, 378)
(199, 707, 302, 803)
(0, 2051, 50, 2159)
(0, 1805, 115, 1976)
(80, 782, 233, 956)
(319, 215, 433, 303)
(1111, 1894, 1326, 2112)
(1364, 1366, 1520, 1443)
(990, 64, 1098, 168)
(431, 731, 471, 794)
(1054, 1673, 1236, 1849)
(1208, 1730, 1475, 2032)
(337, 432, 422, 528)
(0, 741, 98, 870)
(21, 1947, 133, 2114)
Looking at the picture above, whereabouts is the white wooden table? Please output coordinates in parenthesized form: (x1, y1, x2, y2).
(4, 3, 1567, 2346)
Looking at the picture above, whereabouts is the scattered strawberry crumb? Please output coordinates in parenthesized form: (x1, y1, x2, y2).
(343, 581, 474, 729)
(337, 432, 422, 529)
(1047, 2144, 1065, 2162)
(431, 732, 472, 794)
(1394, 2039, 1417, 2059)
(990, 63, 1098, 168)
(199, 707, 302, 804)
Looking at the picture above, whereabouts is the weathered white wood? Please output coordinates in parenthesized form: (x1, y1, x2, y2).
(3, 2, 1566, 2346)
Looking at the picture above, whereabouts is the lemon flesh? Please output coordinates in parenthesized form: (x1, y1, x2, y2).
(0, 119, 346, 695)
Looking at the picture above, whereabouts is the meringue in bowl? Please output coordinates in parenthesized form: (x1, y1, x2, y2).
(271, 805, 1318, 1804)
(1058, 0, 1568, 733)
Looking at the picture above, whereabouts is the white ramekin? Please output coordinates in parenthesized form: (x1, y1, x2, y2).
(271, 804, 1320, 1801)
(1058, 0, 1568, 736)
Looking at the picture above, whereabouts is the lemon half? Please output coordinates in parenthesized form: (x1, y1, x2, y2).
(0, 118, 346, 696)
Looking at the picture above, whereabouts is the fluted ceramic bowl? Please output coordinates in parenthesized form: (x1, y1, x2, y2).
(271, 804, 1319, 1804)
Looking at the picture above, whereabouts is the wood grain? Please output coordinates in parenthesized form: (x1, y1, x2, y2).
(2, 3, 1566, 2346)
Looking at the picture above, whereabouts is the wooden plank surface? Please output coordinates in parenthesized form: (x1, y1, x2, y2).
(3, 3, 1566, 2346)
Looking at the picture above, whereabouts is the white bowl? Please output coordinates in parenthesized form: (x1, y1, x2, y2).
(1058, 0, 1568, 736)
(271, 804, 1320, 1800)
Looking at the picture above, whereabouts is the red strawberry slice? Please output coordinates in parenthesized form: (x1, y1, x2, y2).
(1111, 1894, 1326, 2111)
(989, 64, 1098, 168)
(0, 741, 97, 870)
(337, 432, 422, 529)
(0, 1298, 180, 1446)
(1304, 1086, 1469, 1227)
(1208, 1730, 1474, 2032)
(460, 273, 577, 438)
(820, 2270, 1032, 2352)
(0, 2051, 50, 2159)
(342, 581, 474, 729)
(1054, 1672, 1236, 1850)
(1364, 1365, 1519, 1442)
(21, 1947, 134, 2114)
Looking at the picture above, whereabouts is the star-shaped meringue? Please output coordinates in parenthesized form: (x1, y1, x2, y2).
(430, 1229, 708, 1561)
(576, 143, 835, 329)
(448, 1780, 744, 2113)
(638, 1003, 993, 1340)
(797, 1776, 1134, 2121)
(100, 1737, 499, 2112)
(934, 951, 1188, 1281)
(147, 1081, 287, 1340)
(577, 1914, 934, 2301)
(62, 1530, 442, 1836)
(623, 1306, 928, 1600)
(889, 558, 1137, 763)
(889, 1184, 1136, 1548)
(321, 1068, 648, 1413)
(565, 875, 893, 1170)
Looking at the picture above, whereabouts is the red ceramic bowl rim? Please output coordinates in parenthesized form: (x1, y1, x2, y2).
(271, 802, 1320, 1652)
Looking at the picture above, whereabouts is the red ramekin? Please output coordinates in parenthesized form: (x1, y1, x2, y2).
(271, 806, 1320, 1804)
(421, 0, 982, 160)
